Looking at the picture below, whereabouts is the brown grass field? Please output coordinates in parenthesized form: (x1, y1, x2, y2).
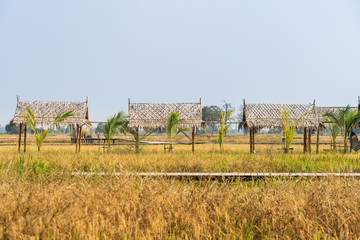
(1, 133, 360, 239)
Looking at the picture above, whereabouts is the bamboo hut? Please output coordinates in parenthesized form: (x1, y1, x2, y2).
(240, 100, 319, 153)
(128, 98, 202, 152)
(12, 96, 91, 153)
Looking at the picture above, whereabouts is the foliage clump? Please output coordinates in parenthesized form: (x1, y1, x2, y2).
(323, 105, 360, 153)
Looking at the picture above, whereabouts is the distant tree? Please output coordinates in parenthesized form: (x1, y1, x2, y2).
(269, 128, 281, 134)
(222, 101, 235, 135)
(55, 125, 68, 134)
(237, 103, 244, 122)
(222, 101, 235, 122)
(65, 126, 71, 134)
(95, 123, 105, 134)
(5, 121, 19, 134)
(202, 106, 221, 135)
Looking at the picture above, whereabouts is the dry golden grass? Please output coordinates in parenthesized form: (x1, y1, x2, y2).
(0, 133, 360, 239)
(1, 176, 360, 239)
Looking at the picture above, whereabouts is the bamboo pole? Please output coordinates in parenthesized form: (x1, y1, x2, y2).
(308, 128, 312, 153)
(253, 128, 255, 152)
(18, 123, 22, 152)
(79, 126, 82, 153)
(303, 128, 307, 153)
(316, 126, 320, 154)
(249, 128, 252, 153)
(76, 124, 79, 153)
(252, 128, 254, 153)
(192, 127, 195, 153)
(24, 123, 27, 153)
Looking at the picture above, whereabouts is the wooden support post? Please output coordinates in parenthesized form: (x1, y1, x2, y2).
(252, 128, 254, 153)
(316, 126, 320, 154)
(76, 124, 79, 153)
(249, 128, 255, 153)
(79, 126, 82, 153)
(303, 128, 307, 153)
(249, 128, 253, 153)
(252, 128, 255, 152)
(24, 123, 27, 153)
(18, 123, 22, 152)
(249, 128, 251, 153)
(308, 128, 312, 153)
(192, 127, 195, 153)
(72, 125, 76, 144)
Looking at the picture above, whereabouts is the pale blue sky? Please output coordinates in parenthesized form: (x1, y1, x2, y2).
(1, 0, 360, 125)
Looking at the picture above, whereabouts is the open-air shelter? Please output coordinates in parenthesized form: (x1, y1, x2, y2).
(12, 96, 91, 153)
(240, 100, 319, 153)
(128, 98, 202, 152)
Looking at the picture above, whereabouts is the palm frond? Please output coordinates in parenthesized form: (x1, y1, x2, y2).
(53, 110, 75, 125)
(103, 111, 128, 150)
(217, 107, 233, 152)
(166, 111, 185, 144)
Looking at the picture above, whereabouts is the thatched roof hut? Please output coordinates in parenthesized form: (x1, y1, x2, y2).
(12, 97, 91, 127)
(240, 101, 318, 130)
(128, 99, 202, 129)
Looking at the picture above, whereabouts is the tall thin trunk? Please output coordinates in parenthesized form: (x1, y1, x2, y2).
(344, 135, 347, 154)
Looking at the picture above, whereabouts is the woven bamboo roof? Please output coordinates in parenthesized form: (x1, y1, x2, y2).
(128, 100, 202, 129)
(240, 102, 318, 129)
(12, 97, 91, 127)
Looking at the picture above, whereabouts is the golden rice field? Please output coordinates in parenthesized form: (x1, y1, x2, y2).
(1, 133, 360, 239)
